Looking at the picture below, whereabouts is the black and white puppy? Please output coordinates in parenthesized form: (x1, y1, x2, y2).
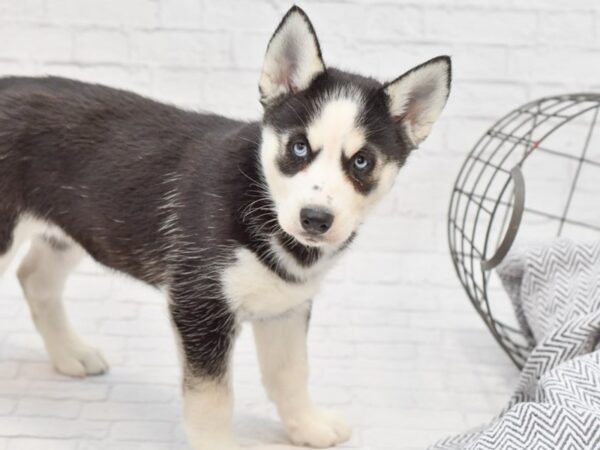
(0, 6, 451, 449)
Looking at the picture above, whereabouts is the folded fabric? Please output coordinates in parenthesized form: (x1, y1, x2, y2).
(498, 239, 600, 344)
(430, 239, 600, 450)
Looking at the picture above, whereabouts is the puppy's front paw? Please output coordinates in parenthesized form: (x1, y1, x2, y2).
(188, 432, 239, 450)
(284, 408, 352, 448)
(49, 339, 109, 378)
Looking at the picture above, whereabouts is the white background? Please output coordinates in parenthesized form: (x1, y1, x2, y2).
(1, 0, 600, 449)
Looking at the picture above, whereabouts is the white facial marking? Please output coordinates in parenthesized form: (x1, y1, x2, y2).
(261, 93, 400, 248)
(307, 98, 365, 158)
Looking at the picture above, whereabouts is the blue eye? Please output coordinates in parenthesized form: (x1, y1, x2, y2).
(353, 154, 369, 170)
(293, 141, 309, 158)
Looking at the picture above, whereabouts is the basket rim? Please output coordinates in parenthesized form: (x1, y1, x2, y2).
(447, 92, 600, 369)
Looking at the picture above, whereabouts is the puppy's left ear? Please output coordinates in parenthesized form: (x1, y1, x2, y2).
(259, 6, 325, 106)
(383, 56, 451, 147)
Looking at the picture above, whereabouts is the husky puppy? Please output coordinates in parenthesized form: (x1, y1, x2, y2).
(0, 6, 451, 449)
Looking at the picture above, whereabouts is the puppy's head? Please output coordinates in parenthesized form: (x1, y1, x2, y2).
(258, 6, 451, 249)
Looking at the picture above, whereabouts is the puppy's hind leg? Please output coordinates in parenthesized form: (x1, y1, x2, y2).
(17, 236, 109, 377)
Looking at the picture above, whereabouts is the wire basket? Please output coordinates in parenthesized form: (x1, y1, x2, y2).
(448, 94, 600, 369)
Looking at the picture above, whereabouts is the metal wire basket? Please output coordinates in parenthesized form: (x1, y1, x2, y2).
(448, 94, 600, 369)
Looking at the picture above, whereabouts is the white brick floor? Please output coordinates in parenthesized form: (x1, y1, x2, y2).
(0, 244, 519, 450)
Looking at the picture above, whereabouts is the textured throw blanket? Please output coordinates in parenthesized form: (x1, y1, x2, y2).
(431, 239, 600, 450)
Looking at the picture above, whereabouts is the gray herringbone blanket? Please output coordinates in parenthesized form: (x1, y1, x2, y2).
(431, 239, 600, 450)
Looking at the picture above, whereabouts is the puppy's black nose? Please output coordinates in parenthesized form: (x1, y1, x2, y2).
(300, 207, 334, 235)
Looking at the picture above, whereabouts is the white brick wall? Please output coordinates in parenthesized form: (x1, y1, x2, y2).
(1, 0, 599, 449)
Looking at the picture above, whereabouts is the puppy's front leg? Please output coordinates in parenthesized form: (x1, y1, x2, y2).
(253, 304, 352, 448)
(170, 293, 239, 450)
(182, 376, 237, 450)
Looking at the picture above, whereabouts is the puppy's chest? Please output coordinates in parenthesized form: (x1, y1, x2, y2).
(221, 248, 326, 320)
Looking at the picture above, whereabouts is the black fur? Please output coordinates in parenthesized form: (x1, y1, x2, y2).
(0, 69, 405, 377)
(0, 76, 263, 376)
(341, 149, 378, 195)
(0, 49, 421, 375)
(264, 68, 412, 167)
(277, 133, 317, 176)
(0, 8, 454, 448)
(0, 24, 447, 383)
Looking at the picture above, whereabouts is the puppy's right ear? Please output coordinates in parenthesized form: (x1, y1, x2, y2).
(259, 6, 325, 107)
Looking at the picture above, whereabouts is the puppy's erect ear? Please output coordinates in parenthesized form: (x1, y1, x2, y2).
(383, 56, 451, 147)
(259, 6, 325, 106)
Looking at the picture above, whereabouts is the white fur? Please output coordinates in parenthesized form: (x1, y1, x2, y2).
(0, 216, 107, 377)
(18, 236, 108, 377)
(253, 307, 352, 448)
(183, 379, 238, 450)
(0, 215, 47, 274)
(384, 57, 451, 146)
(222, 247, 323, 320)
(259, 9, 325, 104)
(219, 236, 352, 447)
(307, 93, 366, 160)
